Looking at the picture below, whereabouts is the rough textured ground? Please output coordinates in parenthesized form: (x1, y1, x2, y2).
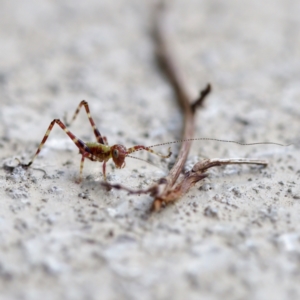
(1, 1, 300, 299)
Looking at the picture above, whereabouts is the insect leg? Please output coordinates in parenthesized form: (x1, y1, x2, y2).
(102, 136, 108, 145)
(64, 100, 106, 145)
(77, 154, 86, 184)
(22, 119, 91, 168)
(102, 161, 107, 181)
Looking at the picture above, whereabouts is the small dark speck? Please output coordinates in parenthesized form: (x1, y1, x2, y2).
(31, 177, 38, 184)
(78, 192, 88, 199)
(235, 117, 250, 126)
(278, 181, 284, 186)
(106, 230, 114, 238)
(63, 160, 73, 166)
(204, 206, 218, 218)
(199, 183, 213, 191)
(231, 187, 241, 198)
(48, 186, 62, 194)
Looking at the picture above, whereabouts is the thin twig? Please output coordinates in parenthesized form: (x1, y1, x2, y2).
(102, 157, 268, 210)
(149, 4, 211, 210)
(102, 4, 269, 211)
(103, 4, 211, 210)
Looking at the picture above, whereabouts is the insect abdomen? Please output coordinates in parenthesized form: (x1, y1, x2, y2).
(85, 142, 112, 161)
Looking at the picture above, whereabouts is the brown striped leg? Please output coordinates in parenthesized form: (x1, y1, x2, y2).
(76, 154, 86, 184)
(102, 161, 107, 180)
(22, 119, 91, 168)
(64, 100, 106, 145)
(126, 145, 172, 159)
(76, 151, 94, 183)
(102, 136, 108, 146)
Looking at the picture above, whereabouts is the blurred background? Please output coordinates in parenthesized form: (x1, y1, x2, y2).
(0, 1, 300, 299)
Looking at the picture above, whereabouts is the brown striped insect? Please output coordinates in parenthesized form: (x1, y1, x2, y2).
(21, 100, 288, 183)
(21, 100, 171, 182)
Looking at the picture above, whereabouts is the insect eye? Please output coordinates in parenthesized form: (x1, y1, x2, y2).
(113, 149, 119, 158)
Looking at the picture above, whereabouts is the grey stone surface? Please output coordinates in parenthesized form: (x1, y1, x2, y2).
(0, 0, 300, 299)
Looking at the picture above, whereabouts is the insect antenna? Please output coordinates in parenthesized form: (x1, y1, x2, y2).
(126, 146, 172, 158)
(126, 155, 161, 169)
(146, 138, 291, 149)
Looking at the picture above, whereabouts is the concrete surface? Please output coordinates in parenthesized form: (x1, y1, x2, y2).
(0, 0, 300, 299)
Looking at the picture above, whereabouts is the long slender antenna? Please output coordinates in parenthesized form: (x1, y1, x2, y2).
(147, 138, 291, 149)
(126, 145, 172, 157)
(127, 155, 161, 169)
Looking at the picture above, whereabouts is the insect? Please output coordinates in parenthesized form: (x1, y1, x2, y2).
(21, 100, 287, 183)
(21, 100, 171, 182)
